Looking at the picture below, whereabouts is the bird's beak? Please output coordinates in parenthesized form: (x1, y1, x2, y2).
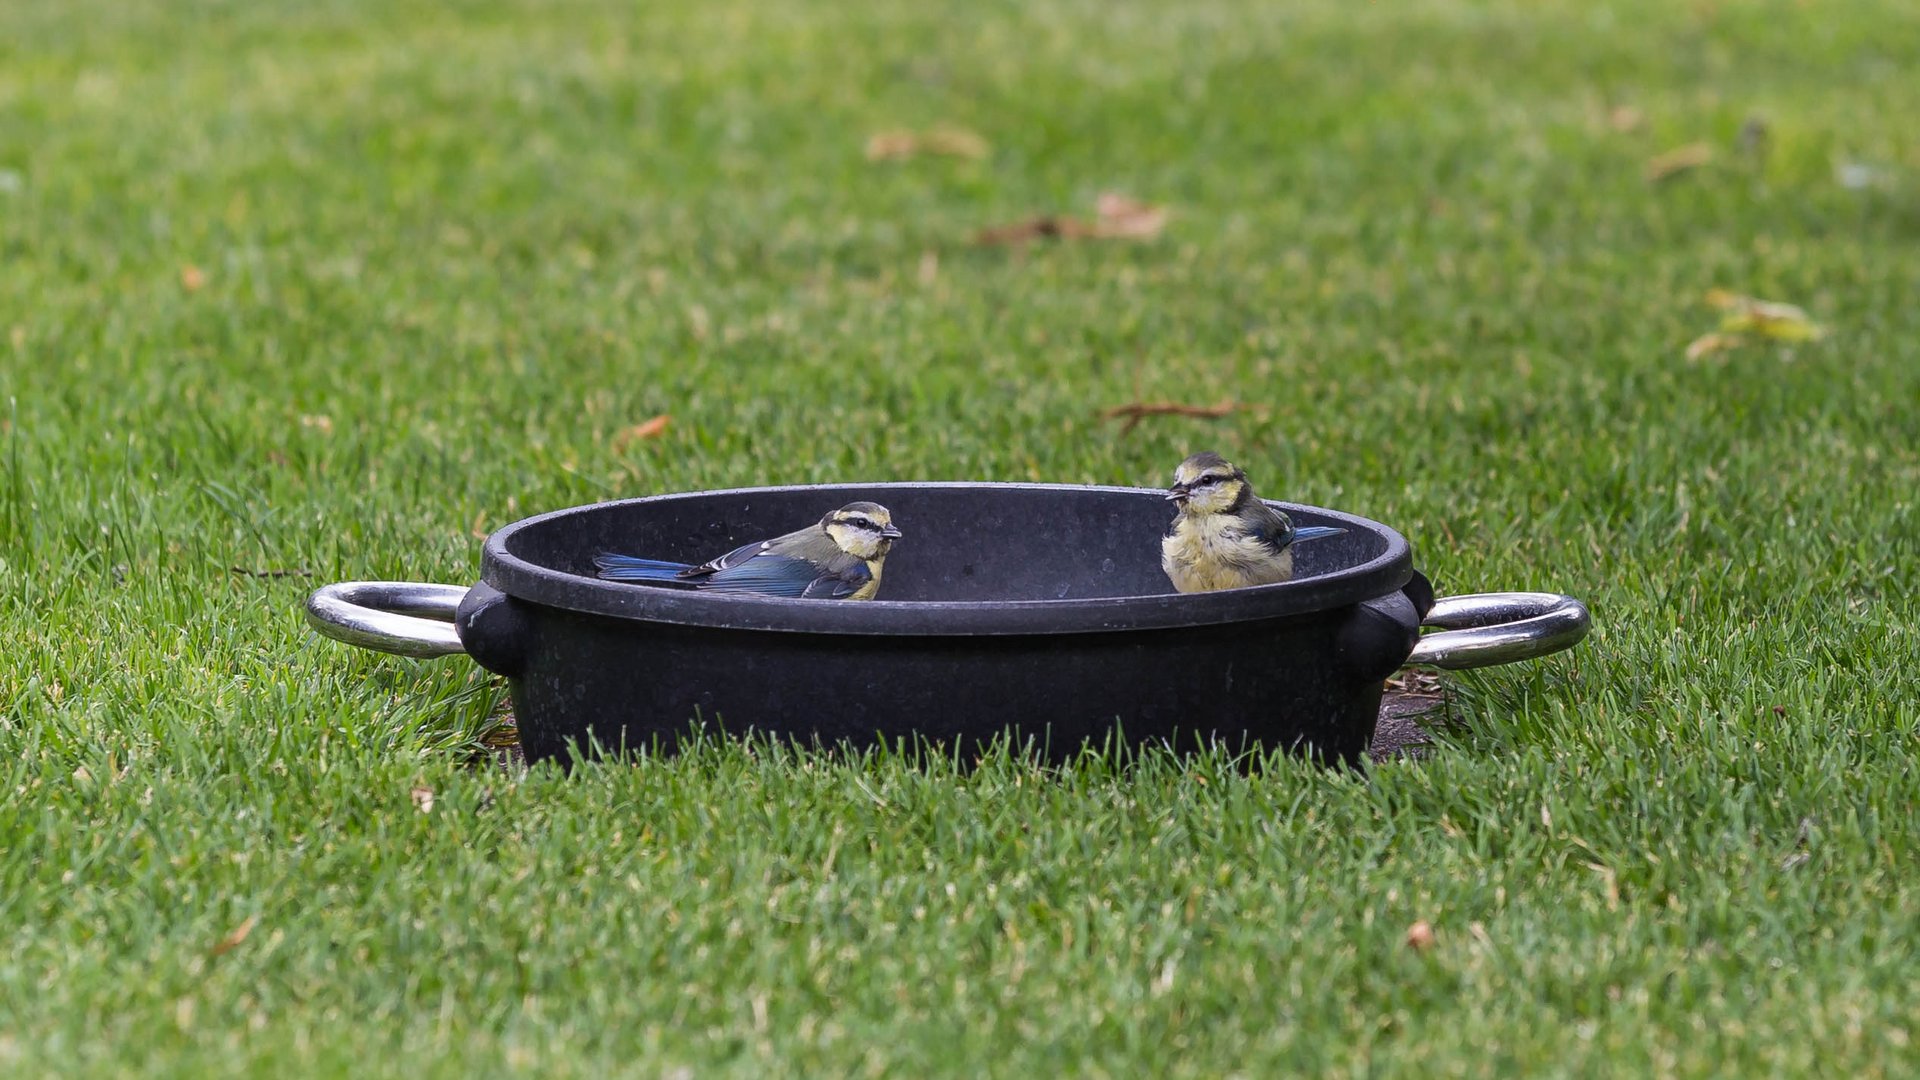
(1165, 484, 1191, 503)
(880, 525, 904, 539)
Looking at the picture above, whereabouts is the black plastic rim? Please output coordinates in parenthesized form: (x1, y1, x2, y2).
(480, 482, 1414, 637)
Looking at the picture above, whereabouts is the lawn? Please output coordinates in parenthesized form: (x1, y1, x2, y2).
(3, 0, 1918, 1074)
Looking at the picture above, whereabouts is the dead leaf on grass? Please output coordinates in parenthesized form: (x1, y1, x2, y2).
(1090, 193, 1169, 239)
(410, 786, 435, 814)
(1386, 670, 1445, 696)
(180, 265, 208, 292)
(1707, 289, 1823, 341)
(210, 914, 259, 957)
(1686, 290, 1824, 360)
(299, 414, 333, 434)
(1684, 331, 1742, 362)
(1608, 105, 1644, 132)
(1645, 142, 1713, 182)
(974, 216, 1089, 245)
(975, 192, 1170, 246)
(865, 126, 990, 162)
(1405, 921, 1436, 951)
(611, 414, 672, 452)
(1098, 398, 1238, 435)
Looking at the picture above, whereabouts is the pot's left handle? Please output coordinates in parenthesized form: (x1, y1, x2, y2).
(305, 581, 469, 658)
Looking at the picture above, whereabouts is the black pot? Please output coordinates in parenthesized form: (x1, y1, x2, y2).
(308, 483, 1588, 766)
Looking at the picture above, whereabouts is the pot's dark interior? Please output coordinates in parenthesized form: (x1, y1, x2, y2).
(480, 484, 1414, 635)
(507, 483, 1363, 602)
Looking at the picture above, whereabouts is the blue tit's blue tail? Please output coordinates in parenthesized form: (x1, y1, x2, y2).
(1292, 525, 1346, 543)
(594, 553, 695, 582)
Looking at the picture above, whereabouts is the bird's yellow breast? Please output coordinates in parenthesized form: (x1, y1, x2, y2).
(1161, 514, 1293, 593)
(849, 560, 885, 601)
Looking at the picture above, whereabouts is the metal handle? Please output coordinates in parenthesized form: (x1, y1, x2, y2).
(305, 581, 469, 658)
(1405, 591, 1589, 670)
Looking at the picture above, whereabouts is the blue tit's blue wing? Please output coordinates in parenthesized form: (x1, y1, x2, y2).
(682, 539, 773, 579)
(595, 553, 698, 582)
(1243, 507, 1296, 556)
(1245, 503, 1346, 554)
(698, 553, 856, 599)
(1290, 525, 1346, 543)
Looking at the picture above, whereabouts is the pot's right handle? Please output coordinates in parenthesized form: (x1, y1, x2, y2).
(1406, 592, 1590, 670)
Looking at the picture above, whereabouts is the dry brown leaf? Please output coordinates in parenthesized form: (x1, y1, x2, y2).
(410, 786, 435, 814)
(1385, 670, 1446, 695)
(299, 414, 333, 434)
(1098, 195, 1167, 242)
(1645, 142, 1713, 182)
(211, 914, 259, 957)
(180, 265, 207, 291)
(921, 126, 989, 159)
(1405, 921, 1436, 951)
(72, 765, 92, 784)
(865, 131, 919, 160)
(865, 126, 989, 162)
(1684, 332, 1741, 361)
(975, 193, 1169, 247)
(973, 216, 1089, 246)
(917, 250, 939, 286)
(1090, 193, 1168, 239)
(612, 414, 672, 453)
(1608, 105, 1644, 132)
(1098, 399, 1238, 435)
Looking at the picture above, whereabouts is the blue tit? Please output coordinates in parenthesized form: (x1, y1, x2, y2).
(595, 501, 902, 601)
(1160, 451, 1345, 592)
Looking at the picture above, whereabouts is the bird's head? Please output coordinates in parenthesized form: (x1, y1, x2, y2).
(1166, 451, 1251, 515)
(822, 501, 903, 560)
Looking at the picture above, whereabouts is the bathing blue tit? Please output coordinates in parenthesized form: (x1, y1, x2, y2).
(1160, 451, 1346, 592)
(595, 501, 902, 601)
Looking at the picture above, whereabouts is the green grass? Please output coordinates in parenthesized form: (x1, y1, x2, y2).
(4, 0, 1918, 1074)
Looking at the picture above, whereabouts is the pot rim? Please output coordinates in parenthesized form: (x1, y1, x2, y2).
(479, 481, 1414, 636)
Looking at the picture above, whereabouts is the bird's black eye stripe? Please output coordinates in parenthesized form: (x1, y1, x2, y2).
(840, 516, 882, 531)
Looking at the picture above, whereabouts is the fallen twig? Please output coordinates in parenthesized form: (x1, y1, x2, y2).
(1097, 399, 1239, 435)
